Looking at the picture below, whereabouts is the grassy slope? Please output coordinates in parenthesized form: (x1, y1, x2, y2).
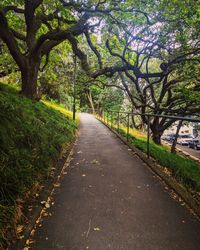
(109, 122, 200, 192)
(0, 83, 77, 247)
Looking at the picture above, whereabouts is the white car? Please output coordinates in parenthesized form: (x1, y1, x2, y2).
(177, 134, 194, 145)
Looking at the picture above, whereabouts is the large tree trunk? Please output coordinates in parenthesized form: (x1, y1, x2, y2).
(152, 132, 162, 144)
(21, 60, 40, 100)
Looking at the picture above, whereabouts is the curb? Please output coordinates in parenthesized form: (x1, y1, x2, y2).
(163, 141, 200, 163)
(97, 117, 200, 219)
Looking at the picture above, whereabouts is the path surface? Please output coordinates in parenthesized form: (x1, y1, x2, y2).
(31, 114, 200, 250)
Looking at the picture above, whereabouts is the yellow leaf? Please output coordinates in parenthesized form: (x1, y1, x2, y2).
(30, 229, 35, 236)
(18, 235, 24, 240)
(17, 225, 23, 234)
(53, 183, 61, 188)
(45, 202, 50, 208)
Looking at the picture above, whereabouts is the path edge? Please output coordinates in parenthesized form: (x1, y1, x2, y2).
(10, 127, 79, 250)
(97, 117, 200, 219)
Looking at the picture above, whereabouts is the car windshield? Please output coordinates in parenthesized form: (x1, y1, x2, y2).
(179, 135, 193, 138)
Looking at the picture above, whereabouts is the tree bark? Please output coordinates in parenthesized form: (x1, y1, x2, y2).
(152, 132, 162, 144)
(151, 118, 162, 144)
(87, 90, 95, 114)
(171, 120, 183, 154)
(21, 59, 40, 100)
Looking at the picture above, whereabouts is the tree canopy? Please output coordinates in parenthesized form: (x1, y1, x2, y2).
(0, 0, 200, 143)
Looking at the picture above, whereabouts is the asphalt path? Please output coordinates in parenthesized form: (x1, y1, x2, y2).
(30, 114, 200, 250)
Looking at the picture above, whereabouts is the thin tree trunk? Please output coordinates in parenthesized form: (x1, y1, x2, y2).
(151, 118, 162, 144)
(171, 120, 183, 154)
(87, 90, 95, 114)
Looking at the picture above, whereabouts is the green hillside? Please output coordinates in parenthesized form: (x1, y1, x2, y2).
(0, 83, 77, 247)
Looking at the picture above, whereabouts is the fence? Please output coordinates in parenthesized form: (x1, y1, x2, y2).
(91, 109, 200, 159)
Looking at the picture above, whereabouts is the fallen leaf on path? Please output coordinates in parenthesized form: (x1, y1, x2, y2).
(30, 229, 35, 236)
(18, 235, 24, 240)
(17, 225, 24, 234)
(28, 206, 33, 212)
(36, 218, 40, 224)
(77, 151, 82, 154)
(82, 174, 86, 177)
(93, 227, 101, 231)
(90, 159, 99, 164)
(45, 202, 50, 208)
(53, 183, 61, 188)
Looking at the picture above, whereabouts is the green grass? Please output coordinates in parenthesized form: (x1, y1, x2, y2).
(0, 83, 77, 247)
(109, 121, 200, 192)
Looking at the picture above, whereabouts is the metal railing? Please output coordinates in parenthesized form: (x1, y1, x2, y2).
(90, 109, 200, 159)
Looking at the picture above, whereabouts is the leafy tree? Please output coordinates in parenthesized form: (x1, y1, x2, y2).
(89, 0, 200, 144)
(0, 41, 17, 78)
(0, 0, 159, 99)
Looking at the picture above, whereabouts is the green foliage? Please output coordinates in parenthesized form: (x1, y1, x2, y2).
(117, 127, 200, 192)
(0, 83, 77, 247)
(39, 41, 73, 103)
(0, 43, 17, 74)
(100, 87, 124, 112)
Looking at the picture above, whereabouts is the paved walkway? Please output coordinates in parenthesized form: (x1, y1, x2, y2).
(31, 114, 200, 250)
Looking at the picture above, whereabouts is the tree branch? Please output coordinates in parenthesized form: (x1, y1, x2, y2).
(84, 30, 102, 69)
(0, 10, 25, 69)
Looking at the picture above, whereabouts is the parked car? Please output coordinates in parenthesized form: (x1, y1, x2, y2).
(188, 138, 200, 150)
(161, 134, 176, 142)
(177, 134, 193, 145)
